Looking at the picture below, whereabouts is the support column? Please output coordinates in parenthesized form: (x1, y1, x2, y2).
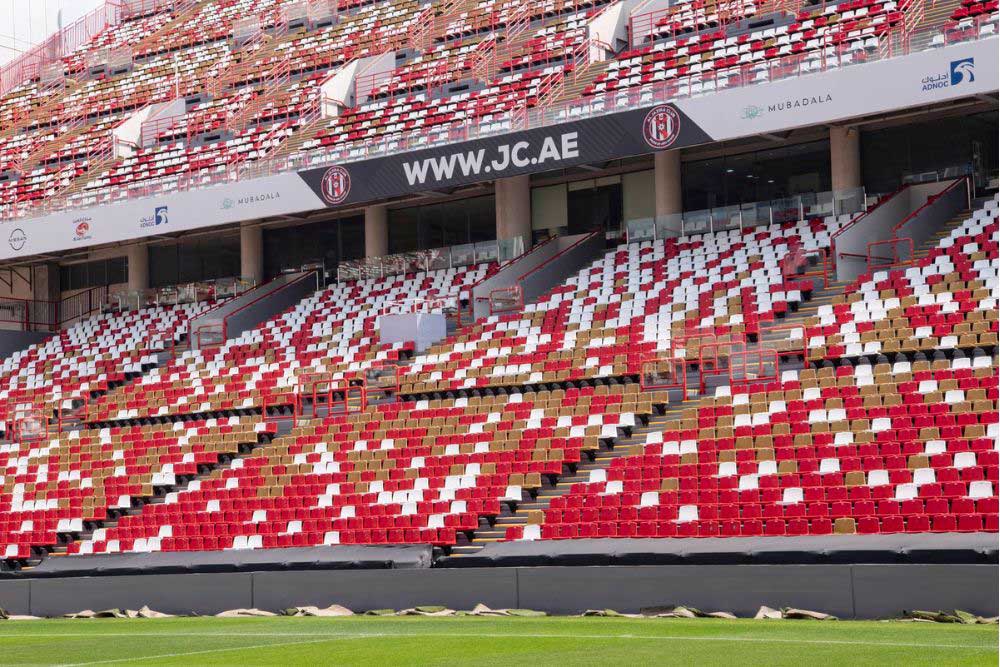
(31, 263, 60, 302)
(365, 205, 388, 258)
(240, 223, 264, 284)
(127, 244, 148, 291)
(830, 125, 861, 192)
(495, 175, 531, 252)
(654, 149, 683, 219)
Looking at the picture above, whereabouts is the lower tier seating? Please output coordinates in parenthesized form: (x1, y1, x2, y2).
(71, 385, 665, 554)
(507, 355, 998, 541)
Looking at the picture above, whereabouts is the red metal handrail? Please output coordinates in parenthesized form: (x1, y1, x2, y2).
(194, 324, 225, 352)
(829, 183, 908, 270)
(488, 285, 523, 316)
(639, 356, 687, 392)
(729, 347, 780, 389)
(866, 237, 914, 274)
(891, 177, 969, 235)
(221, 270, 318, 340)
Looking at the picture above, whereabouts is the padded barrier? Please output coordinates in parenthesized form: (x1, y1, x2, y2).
(0, 564, 994, 618)
(7, 545, 432, 579)
(436, 534, 1000, 568)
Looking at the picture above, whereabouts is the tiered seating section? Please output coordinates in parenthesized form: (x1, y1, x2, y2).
(508, 356, 998, 540)
(584, 0, 905, 103)
(72, 386, 654, 554)
(0, 300, 218, 430)
(1, 417, 275, 559)
(88, 263, 497, 422)
(401, 213, 845, 394)
(776, 196, 999, 362)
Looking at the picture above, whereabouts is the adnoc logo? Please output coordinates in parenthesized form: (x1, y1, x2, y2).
(140, 206, 169, 229)
(642, 105, 681, 150)
(154, 206, 169, 225)
(950, 58, 975, 85)
(320, 166, 351, 205)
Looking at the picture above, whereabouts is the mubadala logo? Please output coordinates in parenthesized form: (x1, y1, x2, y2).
(222, 192, 282, 210)
(740, 105, 765, 120)
(8, 228, 26, 251)
(950, 58, 975, 85)
(766, 94, 834, 112)
(140, 206, 169, 229)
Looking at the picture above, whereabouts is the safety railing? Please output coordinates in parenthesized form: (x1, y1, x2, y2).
(2, 27, 993, 222)
(10, 408, 48, 445)
(698, 339, 741, 394)
(728, 347, 780, 388)
(338, 238, 521, 282)
(380, 298, 455, 317)
(639, 356, 688, 392)
(105, 277, 254, 313)
(626, 187, 868, 242)
(488, 285, 523, 316)
(866, 237, 915, 274)
(194, 324, 225, 352)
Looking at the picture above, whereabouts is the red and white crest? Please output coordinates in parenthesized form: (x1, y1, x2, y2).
(320, 166, 352, 205)
(642, 105, 681, 150)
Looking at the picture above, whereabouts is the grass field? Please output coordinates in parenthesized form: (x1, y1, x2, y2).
(0, 616, 995, 666)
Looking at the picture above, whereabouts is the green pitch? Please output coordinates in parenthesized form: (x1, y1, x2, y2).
(0, 616, 995, 666)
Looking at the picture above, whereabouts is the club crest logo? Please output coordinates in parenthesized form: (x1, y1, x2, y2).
(320, 166, 352, 205)
(642, 105, 681, 150)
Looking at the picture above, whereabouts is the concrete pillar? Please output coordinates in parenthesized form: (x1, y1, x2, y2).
(365, 205, 388, 258)
(32, 263, 60, 302)
(127, 244, 148, 291)
(495, 175, 531, 251)
(654, 150, 683, 218)
(830, 125, 861, 193)
(240, 223, 264, 284)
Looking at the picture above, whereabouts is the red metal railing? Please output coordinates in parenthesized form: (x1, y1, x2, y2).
(892, 177, 969, 236)
(728, 347, 780, 388)
(11, 408, 48, 444)
(488, 285, 524, 316)
(221, 270, 318, 340)
(830, 184, 908, 271)
(866, 237, 914, 274)
(195, 324, 225, 352)
(639, 356, 688, 392)
(0, 1, 124, 99)
(760, 322, 810, 369)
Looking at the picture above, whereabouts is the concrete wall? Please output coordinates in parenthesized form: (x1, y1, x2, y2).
(0, 564, 993, 618)
(835, 180, 952, 282)
(0, 329, 52, 358)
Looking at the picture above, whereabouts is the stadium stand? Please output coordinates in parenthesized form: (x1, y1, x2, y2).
(0, 0, 994, 625)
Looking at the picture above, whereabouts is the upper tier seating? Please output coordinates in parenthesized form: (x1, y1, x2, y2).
(88, 263, 497, 422)
(71, 385, 661, 554)
(506, 355, 998, 541)
(401, 214, 846, 394)
(0, 0, 990, 218)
